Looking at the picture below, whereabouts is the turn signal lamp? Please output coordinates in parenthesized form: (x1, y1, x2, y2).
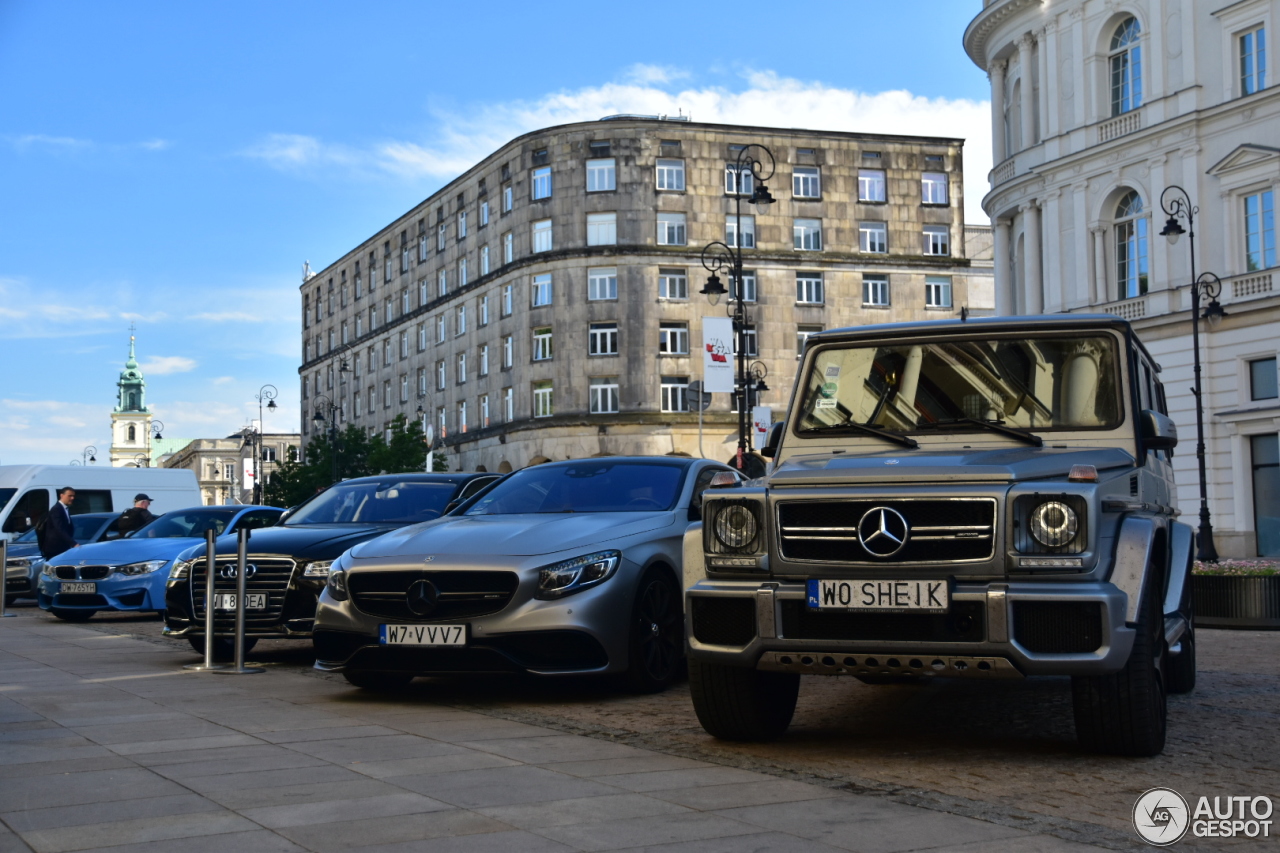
(1068, 464, 1097, 482)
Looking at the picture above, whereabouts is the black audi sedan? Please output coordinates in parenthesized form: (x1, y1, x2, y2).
(163, 472, 499, 655)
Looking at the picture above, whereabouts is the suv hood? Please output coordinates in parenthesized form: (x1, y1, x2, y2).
(769, 446, 1136, 486)
(352, 512, 671, 559)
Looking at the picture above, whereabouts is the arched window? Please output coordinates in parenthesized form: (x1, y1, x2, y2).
(127, 424, 136, 442)
(1115, 191, 1149, 299)
(1110, 16, 1143, 116)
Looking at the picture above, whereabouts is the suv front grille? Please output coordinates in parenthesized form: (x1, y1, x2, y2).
(690, 597, 756, 646)
(779, 599, 985, 642)
(777, 499, 996, 564)
(348, 570, 518, 621)
(191, 557, 295, 629)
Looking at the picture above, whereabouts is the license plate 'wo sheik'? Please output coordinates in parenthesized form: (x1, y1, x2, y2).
(380, 624, 467, 646)
(807, 579, 949, 612)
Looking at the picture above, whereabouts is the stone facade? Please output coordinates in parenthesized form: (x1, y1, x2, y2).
(298, 118, 993, 474)
(161, 433, 300, 505)
(966, 0, 1280, 557)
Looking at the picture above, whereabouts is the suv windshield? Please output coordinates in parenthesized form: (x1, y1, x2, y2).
(464, 461, 685, 515)
(133, 510, 235, 539)
(285, 480, 458, 525)
(798, 334, 1122, 434)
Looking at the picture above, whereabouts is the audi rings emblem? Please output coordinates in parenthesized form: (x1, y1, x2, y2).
(857, 507, 910, 557)
(406, 579, 440, 616)
(219, 563, 257, 579)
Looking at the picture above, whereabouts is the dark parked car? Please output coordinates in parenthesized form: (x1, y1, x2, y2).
(5, 512, 125, 602)
(163, 473, 500, 655)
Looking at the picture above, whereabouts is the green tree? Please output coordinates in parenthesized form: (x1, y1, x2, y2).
(367, 414, 427, 473)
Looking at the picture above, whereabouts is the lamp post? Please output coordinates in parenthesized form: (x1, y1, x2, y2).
(312, 394, 340, 487)
(133, 453, 149, 468)
(698, 143, 776, 472)
(252, 385, 278, 504)
(1159, 185, 1227, 562)
(81, 446, 97, 465)
(151, 421, 164, 440)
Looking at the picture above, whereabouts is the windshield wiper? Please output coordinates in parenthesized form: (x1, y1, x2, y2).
(799, 422, 918, 448)
(916, 417, 1043, 447)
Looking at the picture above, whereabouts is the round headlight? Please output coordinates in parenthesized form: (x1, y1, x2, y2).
(1030, 501, 1078, 548)
(714, 505, 758, 550)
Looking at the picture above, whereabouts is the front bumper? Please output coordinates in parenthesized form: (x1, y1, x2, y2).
(686, 579, 1135, 678)
(37, 573, 166, 612)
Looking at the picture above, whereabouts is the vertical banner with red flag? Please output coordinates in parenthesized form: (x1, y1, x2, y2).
(702, 317, 735, 393)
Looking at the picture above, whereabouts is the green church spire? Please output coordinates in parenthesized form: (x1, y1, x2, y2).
(114, 331, 149, 414)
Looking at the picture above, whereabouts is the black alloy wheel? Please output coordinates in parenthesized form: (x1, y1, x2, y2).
(625, 568, 684, 693)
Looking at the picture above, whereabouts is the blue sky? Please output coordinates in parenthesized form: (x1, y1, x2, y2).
(0, 1, 990, 465)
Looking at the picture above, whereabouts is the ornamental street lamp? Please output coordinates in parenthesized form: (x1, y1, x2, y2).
(81, 446, 97, 465)
(252, 385, 278, 504)
(1159, 186, 1227, 562)
(699, 142, 776, 472)
(151, 421, 164, 440)
(312, 394, 340, 487)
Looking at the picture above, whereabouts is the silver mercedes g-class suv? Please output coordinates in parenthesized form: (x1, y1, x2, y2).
(684, 315, 1195, 756)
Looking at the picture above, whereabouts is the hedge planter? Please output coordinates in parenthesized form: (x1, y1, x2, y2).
(1193, 574, 1280, 629)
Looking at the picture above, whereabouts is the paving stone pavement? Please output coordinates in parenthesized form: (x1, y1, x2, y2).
(0, 611, 1118, 853)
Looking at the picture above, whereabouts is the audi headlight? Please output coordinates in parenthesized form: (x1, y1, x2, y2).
(169, 559, 194, 580)
(325, 569, 348, 601)
(535, 550, 621, 600)
(303, 560, 333, 578)
(117, 560, 169, 576)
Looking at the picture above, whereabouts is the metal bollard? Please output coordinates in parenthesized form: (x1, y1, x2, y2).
(212, 527, 263, 675)
(1, 538, 12, 618)
(185, 529, 228, 671)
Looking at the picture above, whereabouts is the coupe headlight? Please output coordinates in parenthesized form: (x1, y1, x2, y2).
(325, 569, 349, 601)
(535, 550, 621, 600)
(1029, 501, 1078, 548)
(303, 560, 334, 578)
(41, 564, 58, 577)
(714, 505, 759, 550)
(117, 560, 169, 576)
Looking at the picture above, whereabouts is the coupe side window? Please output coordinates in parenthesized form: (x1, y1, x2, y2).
(235, 511, 283, 531)
(457, 476, 500, 501)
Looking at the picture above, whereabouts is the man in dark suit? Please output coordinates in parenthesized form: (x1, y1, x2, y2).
(38, 487, 78, 560)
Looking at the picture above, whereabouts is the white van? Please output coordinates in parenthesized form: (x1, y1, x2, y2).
(0, 466, 202, 542)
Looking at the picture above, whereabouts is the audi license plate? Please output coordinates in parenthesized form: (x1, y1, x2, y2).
(60, 582, 96, 594)
(213, 593, 267, 610)
(380, 624, 467, 646)
(807, 579, 949, 612)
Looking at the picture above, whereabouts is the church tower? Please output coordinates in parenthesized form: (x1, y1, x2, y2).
(109, 333, 154, 467)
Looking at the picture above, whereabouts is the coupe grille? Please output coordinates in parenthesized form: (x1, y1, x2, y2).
(54, 566, 111, 580)
(348, 570, 518, 621)
(779, 599, 985, 642)
(777, 499, 996, 564)
(191, 557, 295, 629)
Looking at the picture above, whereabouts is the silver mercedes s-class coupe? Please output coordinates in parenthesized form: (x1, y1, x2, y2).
(313, 456, 737, 692)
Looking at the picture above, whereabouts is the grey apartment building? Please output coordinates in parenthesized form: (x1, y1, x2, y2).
(298, 117, 993, 473)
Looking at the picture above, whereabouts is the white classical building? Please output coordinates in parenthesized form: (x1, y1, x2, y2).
(108, 336, 155, 468)
(965, 0, 1280, 558)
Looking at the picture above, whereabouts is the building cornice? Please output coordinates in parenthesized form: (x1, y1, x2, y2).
(963, 0, 1044, 69)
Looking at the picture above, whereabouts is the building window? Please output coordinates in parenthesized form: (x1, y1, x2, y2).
(418, 367, 426, 395)
(860, 221, 888, 254)
(922, 172, 949, 204)
(1245, 189, 1276, 271)
(399, 331, 408, 359)
(590, 322, 619, 356)
(438, 269, 447, 298)
(858, 169, 886, 202)
(479, 295, 490, 326)
(659, 268, 687, 300)
(502, 284, 513, 316)
(1110, 16, 1143, 116)
(367, 386, 375, 414)
(923, 225, 950, 256)
(588, 267, 618, 301)
(503, 335, 513, 368)
(533, 327, 553, 361)
(797, 324, 823, 357)
(352, 390, 359, 416)
(354, 267, 362, 299)
(401, 290, 410, 314)
(479, 344, 490, 376)
(503, 387, 514, 421)
(384, 251, 393, 282)
(1251, 434, 1280, 555)
(660, 377, 688, 412)
(437, 223, 447, 252)
(657, 212, 686, 246)
(355, 316, 362, 338)
(419, 279, 429, 306)
(532, 273, 552, 307)
(863, 275, 890, 306)
(796, 272, 824, 304)
(401, 245, 410, 274)
(457, 352, 467, 384)
(586, 158, 616, 192)
(480, 201, 490, 227)
(438, 407, 447, 438)
(925, 275, 953, 308)
(502, 184, 513, 213)
(739, 324, 758, 357)
(458, 257, 468, 287)
(725, 164, 754, 196)
(793, 166, 820, 199)
(532, 219, 553, 253)
(531, 166, 552, 200)
(726, 215, 755, 249)
(533, 381, 553, 418)
(587, 212, 617, 246)
(590, 377, 620, 414)
(1242, 26, 1267, 95)
(436, 314, 446, 343)
(458, 400, 468, 433)
(794, 219, 823, 251)
(1251, 357, 1278, 400)
(383, 339, 392, 364)
(456, 305, 467, 335)
(731, 271, 757, 303)
(437, 361, 446, 391)
(383, 380, 392, 408)
(480, 245, 490, 276)
(400, 375, 409, 403)
(659, 322, 689, 354)
(1115, 190, 1149, 299)
(503, 231, 514, 264)
(656, 159, 685, 191)
(341, 321, 349, 345)
(480, 394, 490, 427)
(458, 210, 467, 239)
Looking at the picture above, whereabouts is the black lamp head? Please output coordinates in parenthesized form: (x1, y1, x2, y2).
(701, 272, 727, 306)
(1160, 215, 1185, 245)
(750, 182, 775, 211)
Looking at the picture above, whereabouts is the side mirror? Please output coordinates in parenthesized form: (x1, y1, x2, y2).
(1140, 409, 1178, 451)
(760, 421, 785, 458)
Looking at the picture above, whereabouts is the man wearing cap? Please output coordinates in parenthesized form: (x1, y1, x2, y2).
(117, 494, 156, 536)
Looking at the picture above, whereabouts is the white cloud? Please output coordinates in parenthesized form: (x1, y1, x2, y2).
(139, 139, 170, 151)
(212, 376, 235, 385)
(191, 311, 279, 323)
(243, 69, 992, 220)
(138, 356, 196, 375)
(9, 134, 92, 151)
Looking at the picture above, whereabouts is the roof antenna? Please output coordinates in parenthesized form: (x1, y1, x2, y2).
(960, 306, 969, 322)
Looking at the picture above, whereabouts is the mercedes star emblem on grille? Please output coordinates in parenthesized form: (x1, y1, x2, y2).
(406, 579, 440, 616)
(857, 507, 909, 557)
(219, 563, 257, 579)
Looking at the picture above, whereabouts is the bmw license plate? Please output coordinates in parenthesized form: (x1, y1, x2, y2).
(380, 624, 467, 646)
(807, 579, 949, 612)
(60, 582, 96, 594)
(213, 593, 267, 610)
